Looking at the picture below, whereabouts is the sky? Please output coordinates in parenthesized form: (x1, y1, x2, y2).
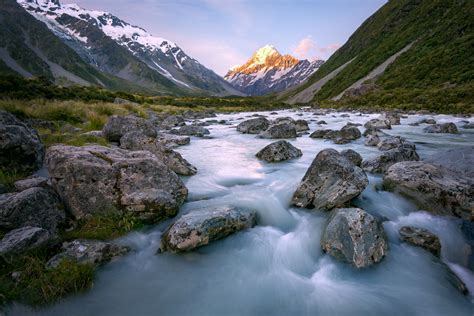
(62, 0, 387, 76)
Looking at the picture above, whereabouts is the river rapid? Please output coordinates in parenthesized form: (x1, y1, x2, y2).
(13, 109, 474, 316)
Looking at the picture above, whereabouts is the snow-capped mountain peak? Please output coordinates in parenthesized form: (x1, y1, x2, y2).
(225, 45, 324, 96)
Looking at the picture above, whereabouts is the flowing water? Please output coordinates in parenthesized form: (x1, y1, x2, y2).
(12, 110, 474, 315)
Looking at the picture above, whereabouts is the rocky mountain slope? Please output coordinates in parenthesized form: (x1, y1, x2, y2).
(285, 0, 473, 110)
(1, 0, 241, 96)
(225, 45, 323, 96)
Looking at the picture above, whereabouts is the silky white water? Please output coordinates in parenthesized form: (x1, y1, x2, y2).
(12, 110, 474, 315)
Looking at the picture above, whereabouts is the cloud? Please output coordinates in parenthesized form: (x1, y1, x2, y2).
(293, 36, 340, 61)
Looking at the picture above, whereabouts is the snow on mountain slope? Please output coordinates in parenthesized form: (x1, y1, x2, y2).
(17, 0, 242, 96)
(225, 45, 324, 96)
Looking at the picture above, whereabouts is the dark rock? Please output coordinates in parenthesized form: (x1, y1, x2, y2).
(292, 149, 368, 210)
(365, 135, 380, 146)
(102, 115, 156, 142)
(383, 112, 401, 125)
(383, 161, 473, 220)
(310, 129, 332, 138)
(46, 239, 129, 269)
(256, 140, 302, 162)
(156, 133, 190, 149)
(423, 123, 458, 134)
(236, 118, 269, 134)
(0, 110, 44, 171)
(259, 123, 297, 139)
(171, 125, 210, 137)
(362, 145, 419, 173)
(363, 127, 388, 137)
(424, 146, 474, 178)
(364, 118, 391, 130)
(14, 175, 48, 192)
(462, 122, 474, 129)
(160, 206, 257, 252)
(377, 136, 415, 151)
(294, 119, 310, 132)
(0, 226, 58, 256)
(316, 120, 327, 125)
(409, 118, 437, 126)
(341, 149, 363, 167)
(321, 207, 388, 268)
(0, 187, 65, 232)
(399, 226, 441, 257)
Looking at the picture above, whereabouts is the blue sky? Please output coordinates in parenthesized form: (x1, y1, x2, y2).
(63, 0, 387, 75)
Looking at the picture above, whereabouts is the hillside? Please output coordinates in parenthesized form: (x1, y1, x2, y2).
(285, 0, 474, 112)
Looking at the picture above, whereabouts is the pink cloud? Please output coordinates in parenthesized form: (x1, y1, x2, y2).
(293, 36, 340, 61)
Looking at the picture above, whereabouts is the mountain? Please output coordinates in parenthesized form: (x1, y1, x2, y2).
(1, 0, 241, 96)
(224, 45, 324, 96)
(285, 0, 474, 111)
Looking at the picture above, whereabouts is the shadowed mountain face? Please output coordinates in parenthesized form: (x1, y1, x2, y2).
(225, 45, 324, 96)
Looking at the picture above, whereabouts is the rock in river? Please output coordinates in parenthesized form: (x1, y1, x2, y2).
(423, 123, 458, 134)
(259, 123, 297, 139)
(160, 206, 257, 252)
(364, 118, 391, 130)
(399, 226, 441, 257)
(171, 125, 210, 137)
(46, 145, 188, 222)
(0, 110, 44, 171)
(362, 141, 419, 173)
(236, 117, 269, 134)
(341, 149, 362, 167)
(256, 140, 302, 162)
(292, 149, 368, 211)
(383, 161, 473, 221)
(321, 207, 388, 268)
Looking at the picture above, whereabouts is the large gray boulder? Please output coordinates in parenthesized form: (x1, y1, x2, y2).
(309, 129, 332, 139)
(156, 133, 190, 149)
(102, 115, 156, 142)
(120, 132, 196, 176)
(383, 161, 473, 221)
(0, 187, 65, 232)
(423, 123, 458, 134)
(399, 226, 441, 257)
(294, 119, 310, 132)
(362, 145, 419, 173)
(159, 115, 185, 129)
(160, 206, 257, 252)
(424, 146, 474, 178)
(0, 110, 44, 171)
(46, 239, 129, 269)
(236, 117, 269, 134)
(259, 123, 297, 139)
(46, 145, 188, 222)
(341, 149, 362, 167)
(292, 149, 368, 211)
(365, 135, 380, 147)
(256, 140, 302, 162)
(382, 112, 401, 125)
(310, 125, 361, 144)
(171, 125, 210, 137)
(0, 226, 58, 257)
(364, 118, 391, 130)
(321, 208, 388, 268)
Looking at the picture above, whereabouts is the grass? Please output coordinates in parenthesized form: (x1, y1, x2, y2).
(0, 168, 33, 192)
(0, 249, 94, 306)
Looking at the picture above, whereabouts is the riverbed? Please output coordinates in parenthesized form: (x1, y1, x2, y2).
(13, 109, 474, 315)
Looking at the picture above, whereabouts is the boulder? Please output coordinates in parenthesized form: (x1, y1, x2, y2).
(462, 122, 474, 129)
(120, 132, 196, 176)
(0, 110, 44, 171)
(292, 149, 368, 210)
(102, 115, 156, 142)
(424, 146, 474, 178)
(294, 120, 310, 132)
(256, 140, 302, 162)
(156, 133, 190, 148)
(171, 125, 210, 137)
(46, 239, 129, 269)
(321, 208, 388, 268)
(259, 123, 297, 139)
(0, 226, 58, 257)
(331, 125, 362, 144)
(310, 129, 332, 138)
(363, 127, 388, 137)
(159, 115, 185, 129)
(365, 135, 380, 146)
(81, 130, 103, 137)
(46, 145, 188, 222)
(14, 175, 48, 192)
(362, 145, 419, 173)
(399, 226, 441, 257)
(364, 118, 391, 130)
(0, 187, 65, 232)
(236, 118, 269, 134)
(316, 120, 327, 125)
(341, 149, 362, 167)
(382, 112, 401, 125)
(383, 161, 473, 220)
(409, 118, 437, 126)
(274, 117, 295, 125)
(377, 136, 415, 151)
(160, 206, 257, 252)
(423, 123, 458, 134)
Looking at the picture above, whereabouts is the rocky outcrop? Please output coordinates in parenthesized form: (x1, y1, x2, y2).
(0, 226, 58, 257)
(383, 161, 473, 220)
(364, 118, 391, 130)
(423, 123, 458, 134)
(341, 149, 362, 167)
(292, 149, 368, 210)
(256, 140, 302, 162)
(362, 142, 419, 173)
(321, 208, 388, 268)
(46, 145, 188, 222)
(236, 117, 269, 134)
(171, 125, 210, 137)
(160, 206, 257, 252)
(0, 110, 44, 171)
(46, 239, 129, 269)
(102, 115, 156, 142)
(399, 226, 441, 257)
(120, 132, 196, 176)
(259, 123, 297, 139)
(0, 187, 65, 232)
